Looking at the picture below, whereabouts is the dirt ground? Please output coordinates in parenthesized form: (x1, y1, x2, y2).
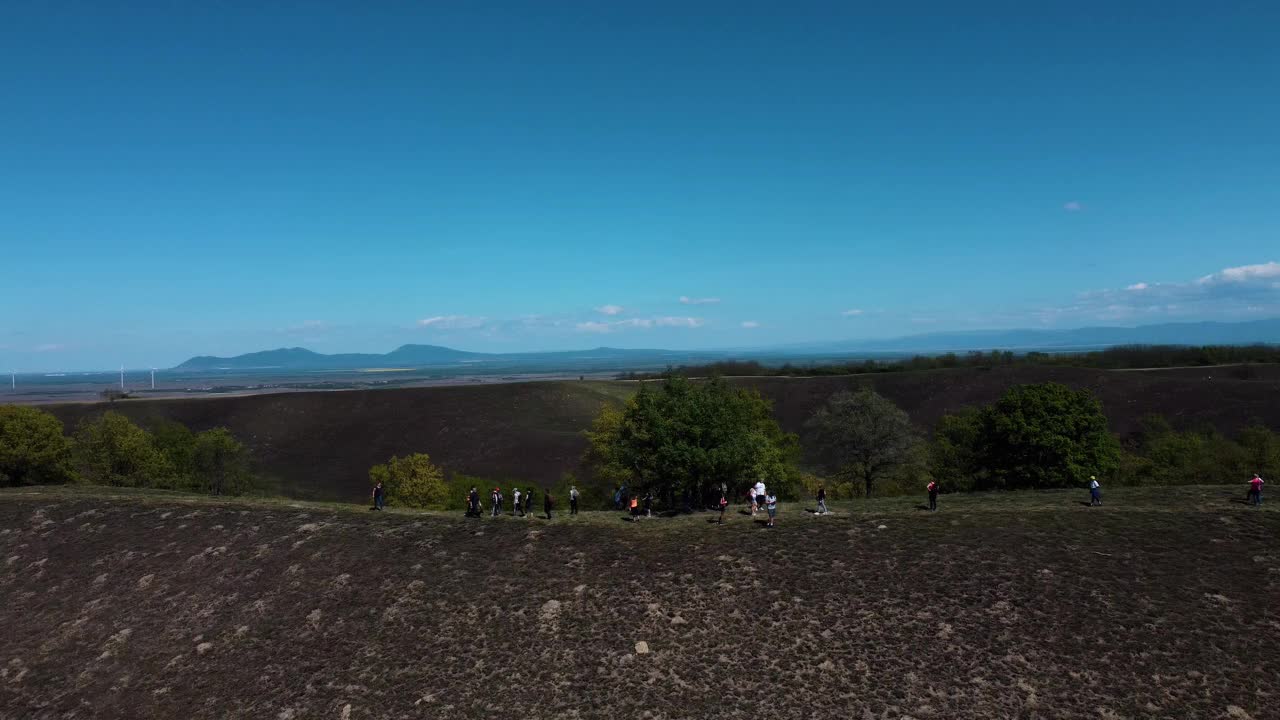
(1, 486, 1276, 719)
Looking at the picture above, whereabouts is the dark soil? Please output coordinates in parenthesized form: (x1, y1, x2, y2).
(41, 365, 1280, 502)
(0, 486, 1275, 719)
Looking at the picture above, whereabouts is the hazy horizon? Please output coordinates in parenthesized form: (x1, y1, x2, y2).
(4, 3, 1278, 371)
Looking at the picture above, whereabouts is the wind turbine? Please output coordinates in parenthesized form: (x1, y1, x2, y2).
(120, 365, 125, 392)
(150, 368, 156, 390)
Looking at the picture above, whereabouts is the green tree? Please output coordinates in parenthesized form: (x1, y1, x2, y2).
(368, 452, 447, 509)
(930, 407, 983, 492)
(587, 376, 796, 508)
(72, 411, 172, 487)
(0, 405, 76, 486)
(150, 419, 198, 489)
(193, 427, 253, 495)
(805, 389, 919, 498)
(975, 383, 1120, 490)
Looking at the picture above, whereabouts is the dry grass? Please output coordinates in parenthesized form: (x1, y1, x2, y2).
(0, 485, 1275, 719)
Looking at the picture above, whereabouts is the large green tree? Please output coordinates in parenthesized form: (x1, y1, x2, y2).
(0, 405, 76, 486)
(973, 382, 1120, 490)
(586, 376, 797, 507)
(805, 389, 919, 498)
(72, 411, 173, 487)
(368, 452, 447, 509)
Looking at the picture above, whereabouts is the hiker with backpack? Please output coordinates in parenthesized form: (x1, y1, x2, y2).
(927, 480, 939, 512)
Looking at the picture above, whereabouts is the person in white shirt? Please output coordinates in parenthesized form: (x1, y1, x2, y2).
(513, 488, 523, 517)
(1089, 476, 1102, 506)
(569, 486, 580, 515)
(753, 481, 766, 516)
(765, 493, 778, 527)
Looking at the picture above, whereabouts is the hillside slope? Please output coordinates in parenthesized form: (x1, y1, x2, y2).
(43, 365, 1280, 503)
(0, 487, 1274, 719)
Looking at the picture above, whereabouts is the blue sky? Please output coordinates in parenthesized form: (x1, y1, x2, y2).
(2, 1, 1278, 371)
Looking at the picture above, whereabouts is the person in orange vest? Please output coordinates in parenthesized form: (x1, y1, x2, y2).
(926, 480, 939, 512)
(629, 495, 640, 520)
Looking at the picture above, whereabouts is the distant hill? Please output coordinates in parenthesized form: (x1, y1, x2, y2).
(175, 318, 1280, 371)
(174, 344, 728, 372)
(776, 318, 1280, 354)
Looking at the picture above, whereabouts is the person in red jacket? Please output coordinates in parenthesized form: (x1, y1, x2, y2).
(1248, 473, 1264, 506)
(926, 480, 939, 512)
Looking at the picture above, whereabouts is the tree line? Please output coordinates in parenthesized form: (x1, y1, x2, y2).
(584, 376, 1278, 506)
(0, 406, 255, 494)
(621, 343, 1280, 380)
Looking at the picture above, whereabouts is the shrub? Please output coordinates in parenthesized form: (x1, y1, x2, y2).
(369, 453, 447, 509)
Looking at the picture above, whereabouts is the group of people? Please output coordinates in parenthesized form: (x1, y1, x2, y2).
(461, 485, 581, 519)
(371, 472, 1267, 518)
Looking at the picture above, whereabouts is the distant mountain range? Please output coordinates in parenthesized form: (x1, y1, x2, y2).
(782, 318, 1280, 354)
(175, 318, 1280, 372)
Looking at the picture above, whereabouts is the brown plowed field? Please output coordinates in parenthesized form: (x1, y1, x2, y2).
(0, 486, 1275, 719)
(41, 365, 1280, 502)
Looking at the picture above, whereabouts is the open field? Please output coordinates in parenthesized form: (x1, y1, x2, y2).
(1, 485, 1275, 719)
(37, 365, 1280, 502)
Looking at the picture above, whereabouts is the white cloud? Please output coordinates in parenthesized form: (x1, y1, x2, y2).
(1042, 260, 1280, 325)
(841, 309, 865, 317)
(595, 304, 625, 316)
(575, 316, 704, 333)
(417, 315, 487, 330)
(1063, 201, 1083, 212)
(679, 296, 721, 305)
(1197, 261, 1280, 286)
(740, 321, 760, 329)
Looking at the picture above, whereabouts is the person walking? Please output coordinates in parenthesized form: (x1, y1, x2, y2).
(467, 486, 481, 518)
(543, 490, 554, 520)
(753, 480, 767, 517)
(765, 491, 778, 528)
(926, 480, 939, 512)
(1249, 473, 1265, 506)
(816, 485, 828, 515)
(491, 488, 501, 517)
(513, 487, 523, 517)
(569, 485, 580, 515)
(642, 492, 653, 518)
(525, 488, 536, 519)
(1089, 476, 1102, 506)
(748, 487, 758, 516)
(717, 492, 729, 524)
(371, 481, 386, 511)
